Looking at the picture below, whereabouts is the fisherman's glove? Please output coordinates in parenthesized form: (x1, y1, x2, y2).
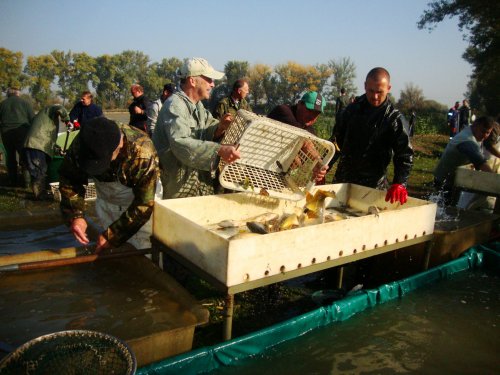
(385, 184, 408, 205)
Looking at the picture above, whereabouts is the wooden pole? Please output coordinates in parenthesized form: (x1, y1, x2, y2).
(0, 247, 86, 267)
(0, 248, 151, 272)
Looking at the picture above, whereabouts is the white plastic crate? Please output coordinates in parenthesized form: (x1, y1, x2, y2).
(218, 109, 335, 200)
(50, 181, 97, 202)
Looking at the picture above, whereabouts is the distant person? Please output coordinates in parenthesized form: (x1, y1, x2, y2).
(152, 57, 240, 198)
(59, 117, 159, 252)
(213, 78, 252, 137)
(483, 119, 500, 159)
(69, 91, 103, 128)
(457, 118, 499, 211)
(267, 91, 329, 183)
(0, 87, 35, 187)
(433, 116, 496, 206)
(128, 84, 151, 133)
(458, 99, 471, 131)
(147, 83, 175, 137)
(334, 87, 348, 126)
(408, 108, 416, 138)
(23, 104, 70, 199)
(330, 67, 413, 205)
(447, 101, 460, 139)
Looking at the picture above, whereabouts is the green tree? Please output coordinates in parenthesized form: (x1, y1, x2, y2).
(326, 57, 357, 102)
(397, 82, 425, 113)
(271, 61, 332, 108)
(113, 50, 150, 107)
(70, 52, 97, 100)
(247, 63, 273, 113)
(24, 54, 57, 108)
(0, 48, 27, 93)
(417, 0, 500, 114)
(94, 54, 120, 108)
(51, 50, 73, 105)
(156, 57, 182, 84)
(144, 57, 182, 100)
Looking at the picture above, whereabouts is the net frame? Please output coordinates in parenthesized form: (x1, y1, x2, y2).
(0, 330, 136, 375)
(219, 110, 335, 200)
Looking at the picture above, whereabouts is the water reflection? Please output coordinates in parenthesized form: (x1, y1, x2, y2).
(212, 270, 499, 375)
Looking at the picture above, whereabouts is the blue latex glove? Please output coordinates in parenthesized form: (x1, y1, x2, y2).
(385, 184, 408, 205)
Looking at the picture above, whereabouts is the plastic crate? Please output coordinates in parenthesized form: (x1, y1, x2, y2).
(50, 181, 97, 202)
(218, 109, 335, 200)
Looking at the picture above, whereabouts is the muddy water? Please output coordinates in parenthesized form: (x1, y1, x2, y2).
(0, 257, 199, 351)
(213, 270, 500, 375)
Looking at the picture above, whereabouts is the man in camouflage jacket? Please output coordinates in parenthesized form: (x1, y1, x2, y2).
(59, 117, 159, 252)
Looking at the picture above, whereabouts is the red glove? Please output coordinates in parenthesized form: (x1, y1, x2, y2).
(385, 184, 408, 205)
(73, 120, 80, 129)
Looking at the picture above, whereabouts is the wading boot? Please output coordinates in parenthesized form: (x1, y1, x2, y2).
(32, 177, 47, 200)
(23, 169, 31, 189)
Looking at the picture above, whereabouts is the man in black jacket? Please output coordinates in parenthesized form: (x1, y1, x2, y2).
(330, 67, 413, 205)
(69, 91, 103, 127)
(129, 84, 150, 133)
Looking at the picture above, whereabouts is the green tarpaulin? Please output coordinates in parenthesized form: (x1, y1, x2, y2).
(138, 242, 499, 375)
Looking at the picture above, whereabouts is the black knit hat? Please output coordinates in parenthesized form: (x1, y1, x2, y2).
(163, 83, 175, 93)
(79, 117, 121, 175)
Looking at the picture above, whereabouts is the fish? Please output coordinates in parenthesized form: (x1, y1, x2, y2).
(251, 212, 279, 223)
(218, 220, 239, 228)
(300, 215, 322, 226)
(304, 190, 337, 217)
(216, 212, 279, 229)
(368, 206, 381, 217)
(279, 213, 300, 230)
(240, 176, 254, 191)
(324, 213, 346, 222)
(246, 221, 268, 234)
(228, 232, 261, 240)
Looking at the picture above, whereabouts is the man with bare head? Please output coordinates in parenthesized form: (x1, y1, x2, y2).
(129, 84, 151, 133)
(330, 67, 413, 205)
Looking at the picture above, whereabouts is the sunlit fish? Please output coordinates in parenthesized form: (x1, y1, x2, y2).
(304, 189, 337, 218)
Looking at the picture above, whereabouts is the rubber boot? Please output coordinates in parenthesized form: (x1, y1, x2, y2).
(32, 179, 42, 200)
(22, 169, 31, 189)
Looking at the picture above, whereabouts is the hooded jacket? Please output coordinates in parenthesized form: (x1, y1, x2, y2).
(24, 104, 69, 157)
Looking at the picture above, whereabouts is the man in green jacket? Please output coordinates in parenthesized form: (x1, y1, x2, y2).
(213, 78, 252, 138)
(23, 104, 70, 199)
(0, 87, 35, 186)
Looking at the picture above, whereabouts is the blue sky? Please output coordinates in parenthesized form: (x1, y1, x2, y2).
(1, 0, 471, 106)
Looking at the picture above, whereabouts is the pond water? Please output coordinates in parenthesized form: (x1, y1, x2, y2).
(212, 270, 499, 375)
(0, 223, 81, 255)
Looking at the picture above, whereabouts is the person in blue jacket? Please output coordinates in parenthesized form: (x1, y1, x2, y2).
(69, 91, 103, 128)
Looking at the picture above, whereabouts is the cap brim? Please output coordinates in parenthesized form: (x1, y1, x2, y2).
(203, 70, 225, 80)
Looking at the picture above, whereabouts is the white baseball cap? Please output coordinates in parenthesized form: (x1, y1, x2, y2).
(178, 57, 225, 80)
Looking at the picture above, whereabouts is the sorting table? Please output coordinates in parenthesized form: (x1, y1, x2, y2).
(152, 184, 437, 340)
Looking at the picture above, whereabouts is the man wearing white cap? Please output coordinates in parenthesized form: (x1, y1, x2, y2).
(153, 57, 240, 198)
